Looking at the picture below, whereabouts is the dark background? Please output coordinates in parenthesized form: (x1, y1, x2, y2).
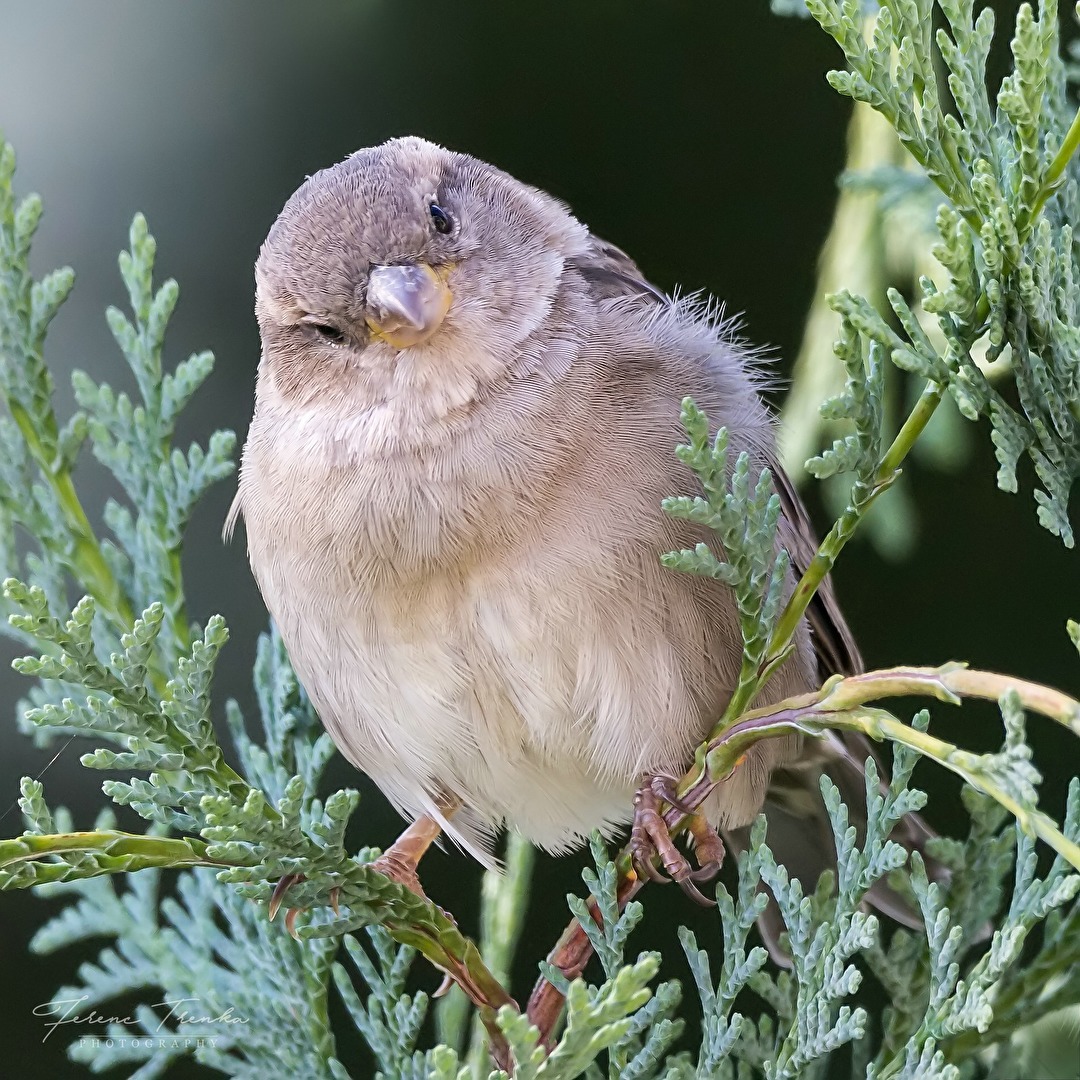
(1, 2, 1076, 1077)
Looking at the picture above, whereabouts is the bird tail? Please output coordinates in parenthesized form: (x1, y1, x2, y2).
(722, 729, 947, 964)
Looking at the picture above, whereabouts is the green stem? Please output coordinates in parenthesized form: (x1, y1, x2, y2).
(780, 100, 896, 476)
(53, 470, 134, 627)
(466, 832, 535, 1075)
(165, 548, 191, 654)
(0, 830, 224, 882)
(822, 663, 1080, 735)
(701, 703, 1080, 873)
(7, 401, 133, 632)
(766, 380, 946, 670)
(710, 662, 1079, 735)
(719, 663, 771, 733)
(482, 833, 534, 980)
(1030, 102, 1080, 222)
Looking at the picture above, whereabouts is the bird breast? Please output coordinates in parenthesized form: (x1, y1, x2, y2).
(237, 379, 729, 856)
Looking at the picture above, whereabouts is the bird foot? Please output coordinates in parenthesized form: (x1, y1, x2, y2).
(630, 774, 724, 906)
(368, 850, 428, 898)
(267, 873, 342, 939)
(267, 855, 429, 937)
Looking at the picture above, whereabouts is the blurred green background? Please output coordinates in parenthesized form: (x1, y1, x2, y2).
(0, 2, 1077, 1077)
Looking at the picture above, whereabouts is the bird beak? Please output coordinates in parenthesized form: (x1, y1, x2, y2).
(365, 263, 452, 348)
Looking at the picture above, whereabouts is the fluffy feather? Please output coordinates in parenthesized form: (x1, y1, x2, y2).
(236, 137, 850, 871)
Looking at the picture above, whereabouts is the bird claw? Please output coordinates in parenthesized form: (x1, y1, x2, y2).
(268, 872, 304, 922)
(689, 860, 722, 882)
(284, 905, 302, 940)
(630, 776, 724, 907)
(266, 873, 309, 938)
(646, 773, 697, 816)
(268, 873, 344, 937)
(676, 875, 715, 906)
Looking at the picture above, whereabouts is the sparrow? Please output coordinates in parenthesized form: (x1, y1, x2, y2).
(231, 136, 921, 917)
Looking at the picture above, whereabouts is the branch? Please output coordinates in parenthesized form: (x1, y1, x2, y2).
(527, 662, 1080, 1046)
(0, 829, 222, 882)
(735, 663, 1080, 743)
(767, 382, 945, 673)
(686, 664, 1080, 872)
(0, 820, 518, 1044)
(1025, 101, 1080, 226)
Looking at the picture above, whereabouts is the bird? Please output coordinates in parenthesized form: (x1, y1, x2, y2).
(231, 135, 924, 917)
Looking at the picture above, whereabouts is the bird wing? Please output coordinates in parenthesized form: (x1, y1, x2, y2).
(569, 233, 861, 681)
(569, 234, 944, 958)
(565, 236, 669, 303)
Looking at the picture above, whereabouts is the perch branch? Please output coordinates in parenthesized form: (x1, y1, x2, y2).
(526, 662, 1080, 1045)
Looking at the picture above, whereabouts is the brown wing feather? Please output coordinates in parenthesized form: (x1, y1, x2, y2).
(771, 468, 863, 678)
(570, 234, 861, 681)
(571, 235, 945, 958)
(566, 236, 669, 303)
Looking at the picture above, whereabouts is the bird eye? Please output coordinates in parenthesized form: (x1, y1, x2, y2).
(429, 203, 453, 235)
(301, 319, 345, 344)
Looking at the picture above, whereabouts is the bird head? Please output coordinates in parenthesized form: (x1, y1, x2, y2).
(254, 136, 588, 408)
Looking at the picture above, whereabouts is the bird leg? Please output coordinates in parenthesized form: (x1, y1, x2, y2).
(528, 869, 645, 1049)
(367, 813, 445, 897)
(630, 773, 724, 905)
(367, 793, 460, 895)
(530, 779, 727, 1046)
(268, 800, 457, 933)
